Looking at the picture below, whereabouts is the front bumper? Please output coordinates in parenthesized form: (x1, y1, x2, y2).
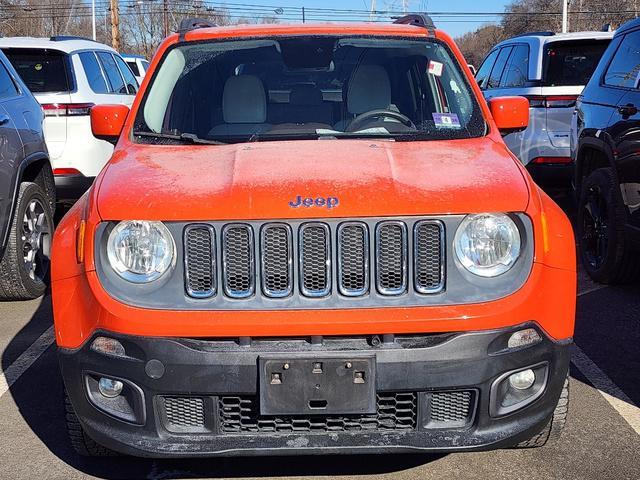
(60, 323, 571, 457)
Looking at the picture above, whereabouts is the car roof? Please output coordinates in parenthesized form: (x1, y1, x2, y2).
(615, 17, 640, 36)
(495, 30, 614, 49)
(0, 36, 117, 54)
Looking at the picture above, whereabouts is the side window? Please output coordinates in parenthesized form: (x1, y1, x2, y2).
(96, 51, 127, 94)
(502, 45, 530, 88)
(0, 61, 18, 99)
(487, 47, 512, 89)
(126, 60, 140, 77)
(604, 31, 640, 89)
(114, 55, 138, 94)
(78, 52, 109, 94)
(475, 49, 499, 90)
(141, 60, 150, 72)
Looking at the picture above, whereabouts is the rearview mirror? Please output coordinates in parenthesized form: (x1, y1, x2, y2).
(91, 104, 130, 143)
(488, 96, 529, 136)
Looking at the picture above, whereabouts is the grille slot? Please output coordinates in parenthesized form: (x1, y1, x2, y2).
(184, 225, 216, 298)
(163, 397, 206, 431)
(375, 221, 408, 295)
(414, 221, 445, 294)
(299, 223, 331, 297)
(218, 392, 417, 434)
(426, 391, 474, 427)
(337, 222, 369, 296)
(222, 224, 255, 298)
(261, 224, 293, 298)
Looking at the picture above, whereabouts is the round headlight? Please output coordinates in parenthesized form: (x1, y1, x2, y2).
(107, 220, 175, 283)
(454, 213, 521, 277)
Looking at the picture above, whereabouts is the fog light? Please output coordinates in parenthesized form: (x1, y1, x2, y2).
(98, 377, 124, 398)
(509, 369, 536, 390)
(91, 337, 126, 358)
(508, 328, 541, 349)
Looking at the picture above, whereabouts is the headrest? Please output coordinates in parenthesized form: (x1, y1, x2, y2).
(222, 75, 267, 124)
(347, 65, 391, 115)
(290, 85, 323, 106)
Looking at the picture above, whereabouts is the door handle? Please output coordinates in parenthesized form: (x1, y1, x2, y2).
(0, 114, 9, 125)
(618, 103, 638, 118)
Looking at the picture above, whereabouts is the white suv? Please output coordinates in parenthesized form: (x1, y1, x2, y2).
(476, 31, 613, 183)
(0, 36, 138, 201)
(122, 54, 150, 85)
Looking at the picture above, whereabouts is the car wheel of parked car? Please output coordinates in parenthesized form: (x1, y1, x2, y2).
(65, 390, 117, 457)
(0, 182, 53, 300)
(514, 375, 569, 448)
(577, 168, 640, 284)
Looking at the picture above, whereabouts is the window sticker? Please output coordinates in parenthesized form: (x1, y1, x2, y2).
(428, 60, 444, 77)
(450, 80, 462, 94)
(432, 113, 461, 129)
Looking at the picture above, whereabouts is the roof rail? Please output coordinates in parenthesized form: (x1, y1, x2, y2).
(393, 14, 436, 35)
(177, 18, 217, 40)
(510, 31, 555, 39)
(50, 35, 97, 42)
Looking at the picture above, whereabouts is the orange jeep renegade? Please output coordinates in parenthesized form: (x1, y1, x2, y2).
(51, 16, 576, 457)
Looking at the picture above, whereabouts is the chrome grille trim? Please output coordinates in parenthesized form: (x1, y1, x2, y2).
(221, 224, 255, 299)
(260, 223, 293, 298)
(299, 222, 331, 297)
(183, 224, 216, 298)
(414, 220, 445, 294)
(337, 222, 369, 297)
(375, 221, 408, 296)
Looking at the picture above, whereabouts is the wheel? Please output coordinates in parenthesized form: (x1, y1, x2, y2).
(0, 182, 54, 300)
(577, 168, 640, 284)
(65, 390, 117, 457)
(514, 376, 569, 448)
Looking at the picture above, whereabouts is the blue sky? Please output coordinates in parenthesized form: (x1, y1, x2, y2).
(236, 0, 510, 37)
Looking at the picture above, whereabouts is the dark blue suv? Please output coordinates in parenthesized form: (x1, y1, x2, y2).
(572, 17, 640, 284)
(0, 50, 54, 300)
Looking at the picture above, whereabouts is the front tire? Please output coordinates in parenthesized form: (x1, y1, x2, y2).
(65, 390, 117, 457)
(0, 182, 54, 300)
(577, 168, 640, 284)
(514, 376, 569, 448)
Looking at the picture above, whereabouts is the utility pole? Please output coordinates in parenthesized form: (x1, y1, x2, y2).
(369, 0, 376, 21)
(110, 0, 120, 50)
(163, 0, 169, 38)
(92, 0, 96, 40)
(562, 0, 568, 33)
(302, 7, 305, 23)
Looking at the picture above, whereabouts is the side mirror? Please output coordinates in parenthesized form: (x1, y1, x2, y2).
(488, 96, 529, 136)
(91, 104, 130, 143)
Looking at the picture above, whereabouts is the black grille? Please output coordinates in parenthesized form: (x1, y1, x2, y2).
(222, 225, 254, 298)
(163, 397, 205, 429)
(261, 224, 293, 297)
(427, 391, 474, 427)
(414, 221, 444, 293)
(338, 223, 369, 296)
(218, 392, 417, 434)
(299, 223, 330, 297)
(184, 225, 216, 298)
(376, 222, 407, 295)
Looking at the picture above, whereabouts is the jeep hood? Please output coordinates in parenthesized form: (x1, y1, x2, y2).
(96, 139, 530, 220)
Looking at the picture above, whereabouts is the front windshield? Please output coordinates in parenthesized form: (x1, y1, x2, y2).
(134, 36, 486, 143)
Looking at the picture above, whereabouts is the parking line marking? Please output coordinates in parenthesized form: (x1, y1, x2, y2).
(572, 344, 640, 435)
(0, 326, 54, 399)
(577, 284, 608, 297)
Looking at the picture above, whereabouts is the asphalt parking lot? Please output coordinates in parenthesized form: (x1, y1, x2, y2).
(1, 189, 639, 480)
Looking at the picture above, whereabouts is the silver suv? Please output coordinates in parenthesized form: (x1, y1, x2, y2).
(476, 31, 613, 183)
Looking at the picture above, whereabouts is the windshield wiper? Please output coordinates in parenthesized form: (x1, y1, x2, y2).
(133, 130, 227, 145)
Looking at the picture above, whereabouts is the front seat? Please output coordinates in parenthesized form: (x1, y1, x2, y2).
(209, 75, 271, 137)
(334, 64, 392, 131)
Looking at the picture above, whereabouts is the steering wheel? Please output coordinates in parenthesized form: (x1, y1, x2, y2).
(345, 109, 416, 132)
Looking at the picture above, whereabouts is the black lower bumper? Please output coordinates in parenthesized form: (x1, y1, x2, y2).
(54, 174, 95, 202)
(526, 163, 573, 187)
(59, 323, 571, 457)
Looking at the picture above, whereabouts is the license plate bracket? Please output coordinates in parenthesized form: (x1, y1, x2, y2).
(258, 355, 376, 415)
